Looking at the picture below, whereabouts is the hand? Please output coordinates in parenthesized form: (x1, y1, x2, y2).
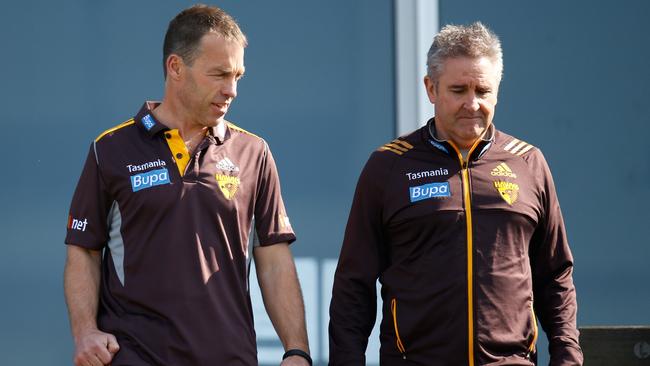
(73, 328, 120, 366)
(280, 355, 311, 366)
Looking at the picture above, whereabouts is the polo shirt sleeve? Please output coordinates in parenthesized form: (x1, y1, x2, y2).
(65, 143, 111, 250)
(253, 142, 296, 246)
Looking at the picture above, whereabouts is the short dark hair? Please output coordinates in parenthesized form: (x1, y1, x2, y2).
(162, 4, 247, 78)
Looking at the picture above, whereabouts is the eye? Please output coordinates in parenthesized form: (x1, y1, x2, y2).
(476, 88, 491, 96)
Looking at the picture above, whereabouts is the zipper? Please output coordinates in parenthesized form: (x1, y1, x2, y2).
(526, 302, 539, 358)
(390, 298, 407, 359)
(447, 141, 481, 366)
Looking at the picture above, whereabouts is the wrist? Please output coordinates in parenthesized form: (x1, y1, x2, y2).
(282, 349, 312, 365)
(72, 324, 99, 341)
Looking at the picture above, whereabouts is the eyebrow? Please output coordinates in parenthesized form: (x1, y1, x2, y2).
(207, 67, 246, 75)
(449, 83, 491, 90)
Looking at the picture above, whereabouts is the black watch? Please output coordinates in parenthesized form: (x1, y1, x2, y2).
(282, 349, 312, 365)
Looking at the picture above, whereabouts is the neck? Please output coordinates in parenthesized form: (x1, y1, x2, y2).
(459, 148, 470, 160)
(153, 98, 212, 140)
(434, 131, 478, 151)
(432, 123, 488, 151)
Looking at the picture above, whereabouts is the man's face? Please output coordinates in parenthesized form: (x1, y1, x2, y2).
(424, 56, 500, 150)
(177, 32, 245, 127)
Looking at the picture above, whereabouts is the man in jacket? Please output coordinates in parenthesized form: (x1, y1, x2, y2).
(329, 22, 582, 365)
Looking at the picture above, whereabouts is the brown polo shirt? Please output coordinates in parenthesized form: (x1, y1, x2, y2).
(65, 102, 295, 365)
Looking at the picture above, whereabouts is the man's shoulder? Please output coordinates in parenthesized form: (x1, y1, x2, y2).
(376, 137, 416, 157)
(362, 130, 425, 180)
(491, 129, 554, 179)
(94, 118, 138, 144)
(493, 129, 541, 160)
(227, 121, 262, 140)
(374, 128, 422, 159)
(226, 121, 270, 150)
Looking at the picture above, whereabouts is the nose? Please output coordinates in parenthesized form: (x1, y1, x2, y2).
(463, 93, 480, 111)
(222, 78, 237, 99)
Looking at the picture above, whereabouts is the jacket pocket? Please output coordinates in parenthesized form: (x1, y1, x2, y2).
(390, 298, 407, 359)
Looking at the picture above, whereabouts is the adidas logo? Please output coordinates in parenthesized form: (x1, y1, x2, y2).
(491, 162, 517, 178)
(378, 139, 414, 155)
(216, 157, 239, 173)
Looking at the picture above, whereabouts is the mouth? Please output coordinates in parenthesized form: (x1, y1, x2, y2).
(458, 116, 483, 122)
(211, 102, 230, 115)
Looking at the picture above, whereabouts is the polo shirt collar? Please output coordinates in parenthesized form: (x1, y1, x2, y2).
(134, 101, 230, 144)
(135, 101, 167, 137)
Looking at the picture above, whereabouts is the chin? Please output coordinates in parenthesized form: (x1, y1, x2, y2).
(195, 117, 218, 128)
(208, 112, 226, 124)
(206, 119, 222, 127)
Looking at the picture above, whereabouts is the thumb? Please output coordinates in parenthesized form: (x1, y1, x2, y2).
(106, 335, 120, 354)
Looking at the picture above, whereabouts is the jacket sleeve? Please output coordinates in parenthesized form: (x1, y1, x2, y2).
(528, 150, 583, 365)
(329, 153, 388, 365)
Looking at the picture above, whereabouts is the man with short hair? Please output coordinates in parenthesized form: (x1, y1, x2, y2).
(64, 5, 310, 366)
(329, 22, 582, 365)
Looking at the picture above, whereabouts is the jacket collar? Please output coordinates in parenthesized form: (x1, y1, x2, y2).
(424, 118, 495, 161)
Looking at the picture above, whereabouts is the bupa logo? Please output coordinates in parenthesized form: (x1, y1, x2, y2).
(141, 114, 156, 131)
(409, 182, 451, 202)
(131, 168, 171, 192)
(68, 216, 88, 232)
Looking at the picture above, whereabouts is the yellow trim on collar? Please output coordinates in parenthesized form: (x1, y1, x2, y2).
(95, 119, 135, 142)
(164, 129, 190, 177)
(227, 122, 259, 138)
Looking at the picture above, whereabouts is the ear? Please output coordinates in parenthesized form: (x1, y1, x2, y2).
(165, 54, 184, 81)
(424, 75, 436, 104)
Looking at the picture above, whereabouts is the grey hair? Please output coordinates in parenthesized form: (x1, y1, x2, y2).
(426, 22, 503, 82)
